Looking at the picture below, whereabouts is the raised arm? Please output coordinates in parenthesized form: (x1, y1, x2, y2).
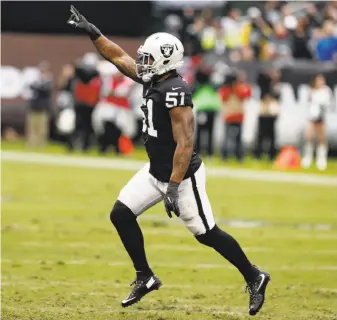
(91, 36, 138, 81)
(169, 106, 194, 183)
(67, 5, 141, 83)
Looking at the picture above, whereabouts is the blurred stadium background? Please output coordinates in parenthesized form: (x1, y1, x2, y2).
(1, 1, 337, 320)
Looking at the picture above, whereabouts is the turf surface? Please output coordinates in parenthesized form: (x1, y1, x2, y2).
(2, 154, 337, 319)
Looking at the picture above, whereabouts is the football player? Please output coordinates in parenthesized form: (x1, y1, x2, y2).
(68, 6, 270, 316)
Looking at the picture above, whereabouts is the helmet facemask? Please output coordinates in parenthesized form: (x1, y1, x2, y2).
(135, 47, 156, 82)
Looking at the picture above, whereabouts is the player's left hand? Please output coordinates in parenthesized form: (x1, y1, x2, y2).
(67, 5, 90, 29)
(164, 181, 180, 218)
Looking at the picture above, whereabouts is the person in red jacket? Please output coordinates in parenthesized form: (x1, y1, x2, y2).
(218, 71, 252, 162)
(93, 62, 134, 154)
(70, 53, 102, 152)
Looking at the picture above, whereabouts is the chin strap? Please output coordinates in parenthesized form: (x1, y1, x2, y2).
(142, 75, 152, 82)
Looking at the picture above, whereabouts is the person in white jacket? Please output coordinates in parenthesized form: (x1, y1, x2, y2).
(302, 74, 333, 170)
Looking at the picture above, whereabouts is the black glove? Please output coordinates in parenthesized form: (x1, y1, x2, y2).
(164, 181, 180, 218)
(67, 5, 101, 40)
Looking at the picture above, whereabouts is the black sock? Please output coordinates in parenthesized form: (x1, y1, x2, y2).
(110, 201, 153, 279)
(196, 225, 258, 283)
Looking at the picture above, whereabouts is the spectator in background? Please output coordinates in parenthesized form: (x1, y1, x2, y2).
(164, 14, 182, 39)
(26, 61, 53, 148)
(263, 0, 285, 26)
(302, 74, 333, 171)
(193, 66, 221, 158)
(200, 7, 213, 27)
(218, 71, 252, 162)
(58, 64, 75, 93)
(184, 16, 205, 56)
(201, 17, 226, 54)
(292, 16, 313, 59)
(221, 8, 243, 51)
(322, 3, 337, 24)
(241, 7, 272, 59)
(55, 64, 76, 140)
(281, 5, 298, 31)
(267, 21, 292, 59)
(92, 61, 134, 155)
(180, 7, 196, 45)
(305, 3, 323, 30)
(255, 68, 281, 161)
(315, 20, 337, 62)
(70, 53, 101, 152)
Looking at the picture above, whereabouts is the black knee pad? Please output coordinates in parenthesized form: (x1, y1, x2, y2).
(195, 224, 220, 247)
(110, 200, 136, 226)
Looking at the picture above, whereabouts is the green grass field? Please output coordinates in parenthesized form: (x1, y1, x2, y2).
(2, 144, 337, 320)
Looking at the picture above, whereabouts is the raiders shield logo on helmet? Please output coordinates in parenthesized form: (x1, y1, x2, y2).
(160, 44, 174, 58)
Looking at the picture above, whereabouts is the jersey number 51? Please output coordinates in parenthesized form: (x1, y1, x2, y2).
(142, 92, 185, 138)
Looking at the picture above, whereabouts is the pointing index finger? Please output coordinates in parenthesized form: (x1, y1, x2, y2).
(70, 5, 80, 18)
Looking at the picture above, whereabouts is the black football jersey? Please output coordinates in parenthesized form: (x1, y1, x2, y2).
(140, 72, 202, 182)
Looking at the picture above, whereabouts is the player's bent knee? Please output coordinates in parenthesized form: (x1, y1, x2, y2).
(110, 200, 136, 226)
(195, 224, 219, 247)
(181, 214, 215, 237)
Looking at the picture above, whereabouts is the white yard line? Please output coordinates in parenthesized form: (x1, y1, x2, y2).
(2, 258, 337, 271)
(19, 241, 337, 255)
(4, 223, 337, 238)
(20, 241, 267, 252)
(3, 151, 337, 186)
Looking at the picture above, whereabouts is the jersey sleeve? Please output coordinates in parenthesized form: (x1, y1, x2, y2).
(163, 79, 193, 109)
